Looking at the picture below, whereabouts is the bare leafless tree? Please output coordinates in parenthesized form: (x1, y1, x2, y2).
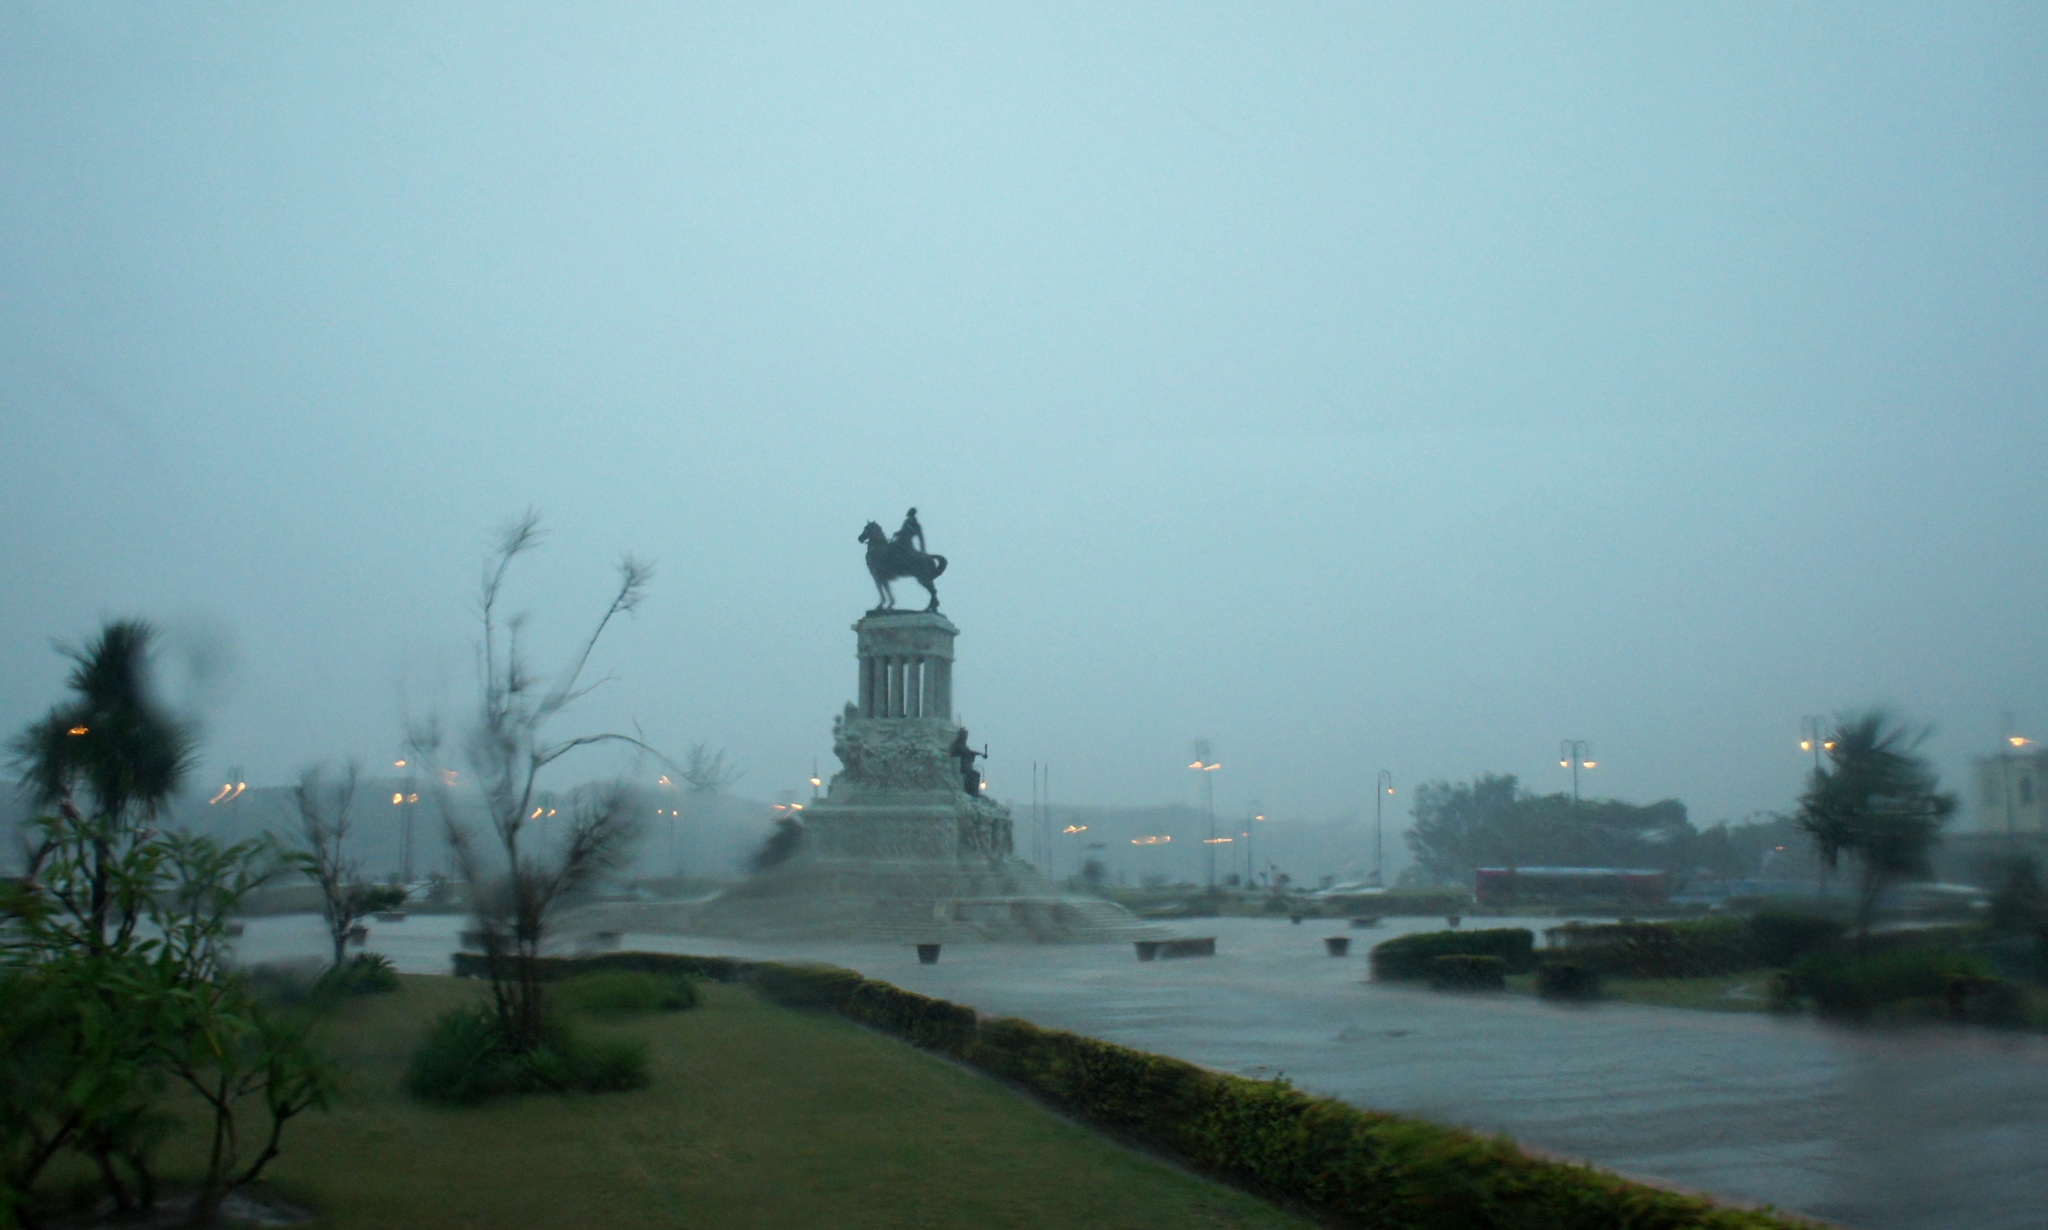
(291, 762, 403, 969)
(441, 510, 660, 1052)
(680, 742, 742, 795)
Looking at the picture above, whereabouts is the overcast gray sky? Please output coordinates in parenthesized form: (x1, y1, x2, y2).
(4, 3, 2045, 843)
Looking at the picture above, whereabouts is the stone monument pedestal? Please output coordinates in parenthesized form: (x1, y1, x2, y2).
(591, 609, 1160, 944)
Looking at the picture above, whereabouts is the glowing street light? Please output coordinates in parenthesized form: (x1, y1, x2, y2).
(1559, 740, 1594, 811)
(1190, 740, 1221, 888)
(1797, 716, 1835, 774)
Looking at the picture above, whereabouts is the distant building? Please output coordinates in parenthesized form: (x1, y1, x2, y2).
(1970, 746, 2048, 838)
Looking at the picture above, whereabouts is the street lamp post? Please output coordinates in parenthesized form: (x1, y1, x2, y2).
(1190, 740, 1221, 889)
(1558, 740, 1595, 812)
(1374, 771, 1394, 887)
(1797, 716, 1833, 778)
(2003, 725, 2034, 848)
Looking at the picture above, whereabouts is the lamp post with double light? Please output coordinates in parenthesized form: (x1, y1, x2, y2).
(1190, 740, 1221, 888)
(1374, 771, 1394, 886)
(1797, 716, 1834, 778)
(1559, 741, 1595, 813)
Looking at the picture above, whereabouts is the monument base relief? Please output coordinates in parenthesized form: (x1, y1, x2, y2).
(586, 513, 1161, 944)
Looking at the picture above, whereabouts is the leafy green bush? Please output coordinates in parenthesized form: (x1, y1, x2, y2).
(1370, 928, 1535, 980)
(750, 962, 977, 1055)
(404, 1007, 650, 1104)
(322, 952, 401, 997)
(1546, 919, 1754, 979)
(1782, 948, 2010, 1022)
(451, 950, 746, 984)
(843, 980, 977, 1055)
(554, 970, 698, 1016)
(1536, 961, 1602, 1001)
(406, 1007, 513, 1104)
(1745, 909, 1843, 967)
(1428, 954, 1506, 991)
(750, 962, 867, 1010)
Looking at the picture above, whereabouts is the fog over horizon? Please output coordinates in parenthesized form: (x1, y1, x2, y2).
(4, 4, 2046, 847)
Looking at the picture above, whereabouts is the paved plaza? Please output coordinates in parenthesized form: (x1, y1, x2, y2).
(241, 913, 2048, 1230)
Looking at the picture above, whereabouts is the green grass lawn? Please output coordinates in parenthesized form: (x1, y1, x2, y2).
(239, 977, 1312, 1230)
(1503, 970, 1774, 1013)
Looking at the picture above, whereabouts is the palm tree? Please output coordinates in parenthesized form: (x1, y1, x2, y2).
(9, 620, 197, 950)
(1797, 710, 1955, 947)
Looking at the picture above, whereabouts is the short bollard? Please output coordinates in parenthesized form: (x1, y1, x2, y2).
(1134, 940, 1160, 962)
(1445, 914, 1463, 929)
(1324, 936, 1351, 957)
(916, 943, 942, 965)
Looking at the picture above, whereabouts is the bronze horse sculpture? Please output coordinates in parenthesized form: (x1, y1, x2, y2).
(860, 521, 947, 611)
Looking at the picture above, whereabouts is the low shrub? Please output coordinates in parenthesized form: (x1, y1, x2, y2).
(1745, 909, 1844, 968)
(1546, 919, 1754, 979)
(405, 1007, 652, 1104)
(750, 962, 977, 1055)
(243, 958, 330, 1007)
(555, 970, 699, 1016)
(1782, 948, 2014, 1023)
(1536, 961, 1602, 1001)
(750, 961, 866, 1010)
(1428, 954, 1506, 991)
(1370, 928, 1535, 981)
(450, 949, 746, 983)
(406, 1007, 513, 1104)
(321, 952, 401, 996)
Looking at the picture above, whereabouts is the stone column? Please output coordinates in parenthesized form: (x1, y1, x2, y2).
(850, 611, 960, 723)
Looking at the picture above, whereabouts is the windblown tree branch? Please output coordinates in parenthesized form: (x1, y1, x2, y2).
(292, 763, 404, 969)
(1797, 709, 1956, 947)
(439, 510, 662, 1053)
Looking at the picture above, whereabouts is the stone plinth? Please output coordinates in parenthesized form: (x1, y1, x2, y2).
(584, 608, 1160, 944)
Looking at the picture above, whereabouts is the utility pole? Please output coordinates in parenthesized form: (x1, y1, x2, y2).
(1374, 771, 1393, 886)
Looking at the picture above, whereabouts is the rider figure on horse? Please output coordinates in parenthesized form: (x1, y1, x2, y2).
(892, 508, 925, 555)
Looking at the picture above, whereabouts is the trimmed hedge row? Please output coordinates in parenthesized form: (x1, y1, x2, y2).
(1370, 928, 1538, 980)
(465, 951, 1815, 1229)
(1545, 919, 1755, 979)
(1778, 948, 2024, 1024)
(450, 950, 745, 983)
(1428, 954, 1507, 991)
(1544, 913, 1848, 979)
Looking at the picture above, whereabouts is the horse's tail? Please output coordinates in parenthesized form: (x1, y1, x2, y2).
(928, 554, 948, 578)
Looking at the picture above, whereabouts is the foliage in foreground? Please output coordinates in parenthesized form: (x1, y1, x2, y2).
(405, 1007, 649, 1105)
(2, 621, 336, 1230)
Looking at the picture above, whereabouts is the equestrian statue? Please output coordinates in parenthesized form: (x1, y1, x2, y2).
(860, 507, 948, 612)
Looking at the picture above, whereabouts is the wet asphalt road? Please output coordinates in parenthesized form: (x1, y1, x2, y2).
(242, 913, 2048, 1230)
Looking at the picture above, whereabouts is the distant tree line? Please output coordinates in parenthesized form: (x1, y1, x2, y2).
(1403, 773, 1809, 886)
